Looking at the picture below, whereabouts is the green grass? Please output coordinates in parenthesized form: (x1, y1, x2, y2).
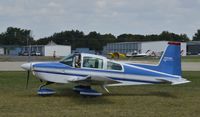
(181, 56, 200, 62)
(0, 71, 200, 117)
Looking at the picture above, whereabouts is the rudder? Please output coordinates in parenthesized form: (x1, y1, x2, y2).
(158, 42, 182, 76)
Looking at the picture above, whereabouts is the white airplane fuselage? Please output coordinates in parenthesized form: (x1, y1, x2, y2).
(21, 42, 190, 96)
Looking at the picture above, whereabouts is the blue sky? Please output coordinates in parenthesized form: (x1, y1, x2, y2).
(0, 0, 200, 39)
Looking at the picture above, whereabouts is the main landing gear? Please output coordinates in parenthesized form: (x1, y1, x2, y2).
(37, 83, 104, 97)
(73, 85, 102, 96)
(37, 82, 56, 96)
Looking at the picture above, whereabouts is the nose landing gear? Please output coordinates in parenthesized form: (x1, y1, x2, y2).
(37, 82, 56, 96)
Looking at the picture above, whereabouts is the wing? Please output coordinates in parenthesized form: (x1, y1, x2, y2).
(68, 75, 120, 85)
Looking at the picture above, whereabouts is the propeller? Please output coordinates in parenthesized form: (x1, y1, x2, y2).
(21, 62, 32, 89)
(26, 60, 33, 89)
(26, 70, 30, 89)
(21, 45, 32, 89)
(23, 37, 32, 89)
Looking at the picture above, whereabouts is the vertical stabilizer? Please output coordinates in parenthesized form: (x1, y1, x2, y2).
(158, 42, 181, 76)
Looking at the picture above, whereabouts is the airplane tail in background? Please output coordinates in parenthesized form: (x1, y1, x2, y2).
(157, 42, 182, 76)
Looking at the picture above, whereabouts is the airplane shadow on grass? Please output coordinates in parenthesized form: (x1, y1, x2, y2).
(54, 87, 177, 98)
(105, 91, 177, 98)
(25, 86, 177, 97)
(21, 87, 177, 105)
(53, 90, 177, 105)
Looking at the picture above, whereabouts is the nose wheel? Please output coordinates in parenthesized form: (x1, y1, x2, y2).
(37, 82, 56, 96)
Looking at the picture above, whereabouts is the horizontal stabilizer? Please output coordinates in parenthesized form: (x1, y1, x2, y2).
(171, 79, 190, 85)
(156, 77, 190, 85)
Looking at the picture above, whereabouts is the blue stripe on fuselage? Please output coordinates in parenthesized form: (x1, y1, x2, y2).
(33, 62, 71, 69)
(34, 70, 87, 77)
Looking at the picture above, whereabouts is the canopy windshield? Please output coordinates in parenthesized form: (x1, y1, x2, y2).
(60, 53, 81, 67)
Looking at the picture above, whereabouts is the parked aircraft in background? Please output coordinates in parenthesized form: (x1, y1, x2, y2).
(21, 42, 190, 96)
(126, 50, 153, 57)
(108, 52, 126, 59)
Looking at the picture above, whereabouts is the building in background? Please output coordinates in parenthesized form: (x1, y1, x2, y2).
(187, 41, 200, 55)
(0, 41, 71, 56)
(103, 41, 187, 56)
(0, 45, 21, 56)
(0, 47, 4, 55)
(44, 41, 71, 57)
(72, 48, 95, 54)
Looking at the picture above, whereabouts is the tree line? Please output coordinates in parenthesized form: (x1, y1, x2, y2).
(0, 27, 200, 50)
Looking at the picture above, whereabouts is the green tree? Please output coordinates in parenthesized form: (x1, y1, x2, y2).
(36, 30, 116, 51)
(34, 29, 190, 51)
(193, 29, 200, 41)
(117, 34, 145, 42)
(37, 30, 85, 49)
(180, 34, 190, 42)
(159, 31, 189, 42)
(145, 34, 160, 41)
(85, 31, 101, 50)
(0, 27, 34, 45)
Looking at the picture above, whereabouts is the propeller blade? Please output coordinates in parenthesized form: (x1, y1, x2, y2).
(26, 70, 30, 89)
(25, 40, 32, 89)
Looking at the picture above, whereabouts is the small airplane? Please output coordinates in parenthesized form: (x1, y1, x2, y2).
(108, 52, 126, 59)
(21, 42, 190, 96)
(126, 50, 152, 57)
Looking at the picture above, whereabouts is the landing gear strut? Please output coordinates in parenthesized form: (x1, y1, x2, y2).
(37, 82, 56, 96)
(39, 81, 54, 90)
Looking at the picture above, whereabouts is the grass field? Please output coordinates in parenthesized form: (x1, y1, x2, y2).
(0, 71, 200, 117)
(181, 56, 200, 62)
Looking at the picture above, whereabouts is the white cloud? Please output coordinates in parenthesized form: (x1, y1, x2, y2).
(47, 2, 60, 7)
(0, 0, 199, 39)
(96, 0, 107, 8)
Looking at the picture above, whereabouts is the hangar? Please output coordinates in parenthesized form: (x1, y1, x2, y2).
(0, 41, 71, 57)
(103, 41, 187, 56)
(187, 41, 200, 55)
(21, 41, 71, 57)
(0, 47, 4, 55)
(43, 41, 71, 56)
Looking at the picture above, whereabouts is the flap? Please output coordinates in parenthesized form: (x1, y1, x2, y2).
(69, 75, 120, 85)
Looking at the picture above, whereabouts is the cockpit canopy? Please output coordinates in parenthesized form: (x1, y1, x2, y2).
(60, 53, 123, 71)
(60, 53, 80, 67)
